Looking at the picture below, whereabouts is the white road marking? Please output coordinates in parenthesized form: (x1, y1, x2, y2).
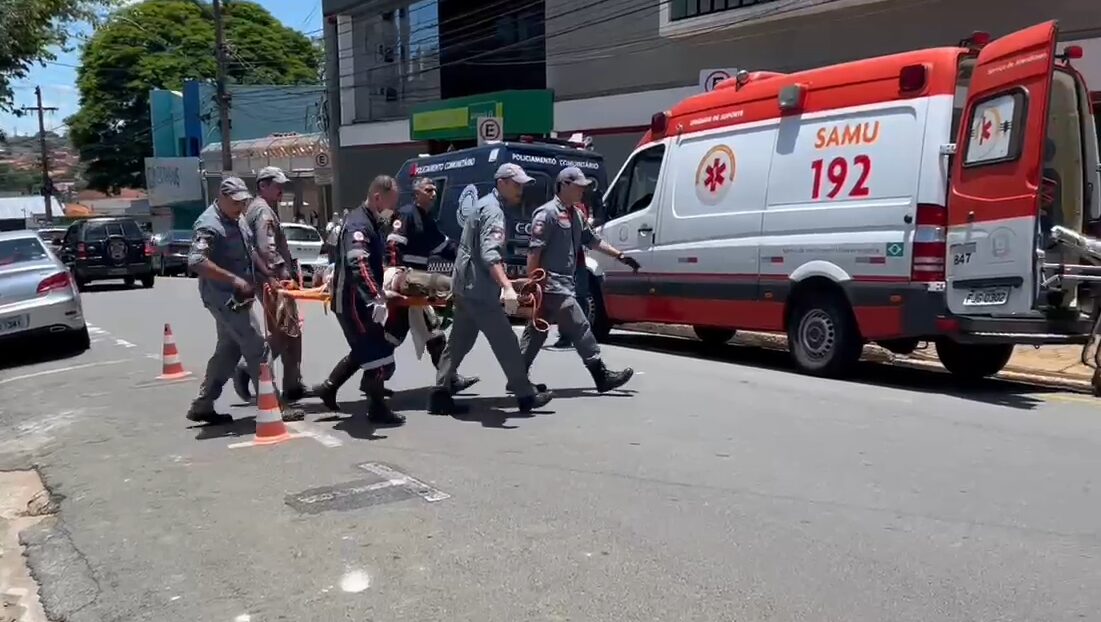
(286, 421, 344, 448)
(358, 462, 450, 502)
(0, 359, 131, 385)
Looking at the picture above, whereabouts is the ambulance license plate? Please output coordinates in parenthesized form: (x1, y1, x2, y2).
(963, 287, 1009, 306)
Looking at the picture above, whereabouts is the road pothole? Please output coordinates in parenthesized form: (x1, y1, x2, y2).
(0, 470, 54, 622)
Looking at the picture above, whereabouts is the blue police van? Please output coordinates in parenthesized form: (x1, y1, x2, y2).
(395, 137, 608, 323)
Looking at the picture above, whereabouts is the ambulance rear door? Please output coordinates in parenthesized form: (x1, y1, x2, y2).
(946, 21, 1058, 316)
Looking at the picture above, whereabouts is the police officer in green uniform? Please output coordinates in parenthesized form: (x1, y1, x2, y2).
(427, 163, 553, 415)
(520, 167, 639, 393)
(185, 177, 304, 424)
(232, 166, 311, 403)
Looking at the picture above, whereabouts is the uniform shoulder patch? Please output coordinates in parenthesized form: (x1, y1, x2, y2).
(490, 227, 505, 242)
(392, 219, 402, 230)
(352, 230, 366, 242)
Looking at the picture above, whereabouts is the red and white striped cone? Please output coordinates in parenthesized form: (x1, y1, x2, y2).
(156, 323, 192, 381)
(253, 362, 292, 446)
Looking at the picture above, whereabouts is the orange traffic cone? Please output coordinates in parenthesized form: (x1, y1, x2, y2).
(253, 362, 292, 446)
(156, 323, 192, 381)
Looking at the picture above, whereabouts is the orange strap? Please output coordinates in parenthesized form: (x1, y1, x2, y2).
(513, 268, 549, 333)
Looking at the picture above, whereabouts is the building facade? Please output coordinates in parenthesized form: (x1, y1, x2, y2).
(324, 0, 1101, 207)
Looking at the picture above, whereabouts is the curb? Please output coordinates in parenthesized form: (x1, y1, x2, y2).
(619, 324, 1096, 394)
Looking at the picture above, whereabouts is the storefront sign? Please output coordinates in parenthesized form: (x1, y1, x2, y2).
(145, 157, 202, 207)
(409, 90, 553, 141)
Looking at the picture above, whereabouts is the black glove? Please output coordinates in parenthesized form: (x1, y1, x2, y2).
(619, 255, 641, 272)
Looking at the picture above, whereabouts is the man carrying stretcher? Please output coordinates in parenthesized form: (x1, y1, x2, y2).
(382, 176, 479, 393)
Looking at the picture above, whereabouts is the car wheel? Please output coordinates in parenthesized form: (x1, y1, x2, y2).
(787, 291, 863, 377)
(68, 326, 91, 353)
(935, 338, 1013, 381)
(75, 277, 88, 291)
(124, 276, 135, 287)
(159, 259, 168, 277)
(693, 326, 736, 346)
(141, 273, 155, 289)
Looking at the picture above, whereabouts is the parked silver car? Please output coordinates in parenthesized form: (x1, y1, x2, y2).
(0, 230, 89, 351)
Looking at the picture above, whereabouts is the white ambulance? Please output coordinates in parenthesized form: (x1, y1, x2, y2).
(588, 21, 1101, 380)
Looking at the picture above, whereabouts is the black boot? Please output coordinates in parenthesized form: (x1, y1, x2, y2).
(427, 336, 480, 394)
(364, 376, 405, 426)
(506, 380, 548, 394)
(517, 389, 553, 413)
(312, 355, 358, 412)
(427, 387, 469, 415)
(282, 384, 312, 403)
(358, 373, 394, 397)
(586, 360, 634, 393)
(232, 366, 252, 401)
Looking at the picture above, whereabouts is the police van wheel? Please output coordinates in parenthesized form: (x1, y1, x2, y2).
(588, 276, 612, 343)
(693, 326, 735, 346)
(787, 294, 862, 377)
(935, 338, 1013, 381)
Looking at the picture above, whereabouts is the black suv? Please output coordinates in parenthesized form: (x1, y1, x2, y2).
(57, 217, 155, 289)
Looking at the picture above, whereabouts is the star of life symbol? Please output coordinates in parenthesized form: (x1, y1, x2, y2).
(965, 96, 1014, 164)
(695, 145, 736, 205)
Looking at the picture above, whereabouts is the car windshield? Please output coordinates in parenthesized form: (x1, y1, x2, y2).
(0, 237, 49, 266)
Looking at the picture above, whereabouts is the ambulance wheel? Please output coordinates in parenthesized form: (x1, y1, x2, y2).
(935, 338, 1013, 381)
(693, 326, 735, 346)
(787, 293, 862, 377)
(588, 275, 612, 343)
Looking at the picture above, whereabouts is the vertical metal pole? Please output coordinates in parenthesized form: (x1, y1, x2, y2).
(213, 0, 233, 173)
(324, 15, 343, 216)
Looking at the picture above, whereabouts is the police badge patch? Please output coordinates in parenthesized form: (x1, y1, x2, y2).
(392, 219, 402, 230)
(456, 184, 479, 229)
(353, 231, 365, 242)
(490, 227, 505, 242)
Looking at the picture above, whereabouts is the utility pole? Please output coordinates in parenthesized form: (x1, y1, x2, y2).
(212, 0, 233, 173)
(21, 87, 58, 223)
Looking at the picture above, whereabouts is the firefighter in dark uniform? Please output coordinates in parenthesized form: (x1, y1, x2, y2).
(428, 163, 553, 415)
(519, 167, 638, 393)
(385, 176, 479, 392)
(315, 175, 405, 425)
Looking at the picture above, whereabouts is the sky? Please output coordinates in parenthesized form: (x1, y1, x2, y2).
(1, 0, 323, 137)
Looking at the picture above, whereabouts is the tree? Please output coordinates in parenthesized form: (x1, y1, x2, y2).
(0, 162, 40, 194)
(68, 0, 321, 192)
(0, 0, 113, 118)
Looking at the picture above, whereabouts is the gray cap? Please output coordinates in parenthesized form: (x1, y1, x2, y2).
(556, 166, 593, 187)
(219, 176, 251, 201)
(256, 166, 289, 184)
(494, 163, 534, 185)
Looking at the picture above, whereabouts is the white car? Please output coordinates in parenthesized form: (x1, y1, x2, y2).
(0, 230, 89, 351)
(280, 223, 327, 287)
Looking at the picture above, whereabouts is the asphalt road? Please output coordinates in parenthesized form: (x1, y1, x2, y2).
(2, 277, 1101, 622)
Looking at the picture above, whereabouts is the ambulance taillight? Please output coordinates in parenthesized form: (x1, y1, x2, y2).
(911, 204, 947, 282)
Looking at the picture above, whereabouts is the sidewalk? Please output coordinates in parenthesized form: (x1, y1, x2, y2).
(623, 324, 1096, 390)
(0, 472, 51, 622)
(908, 342, 1094, 381)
